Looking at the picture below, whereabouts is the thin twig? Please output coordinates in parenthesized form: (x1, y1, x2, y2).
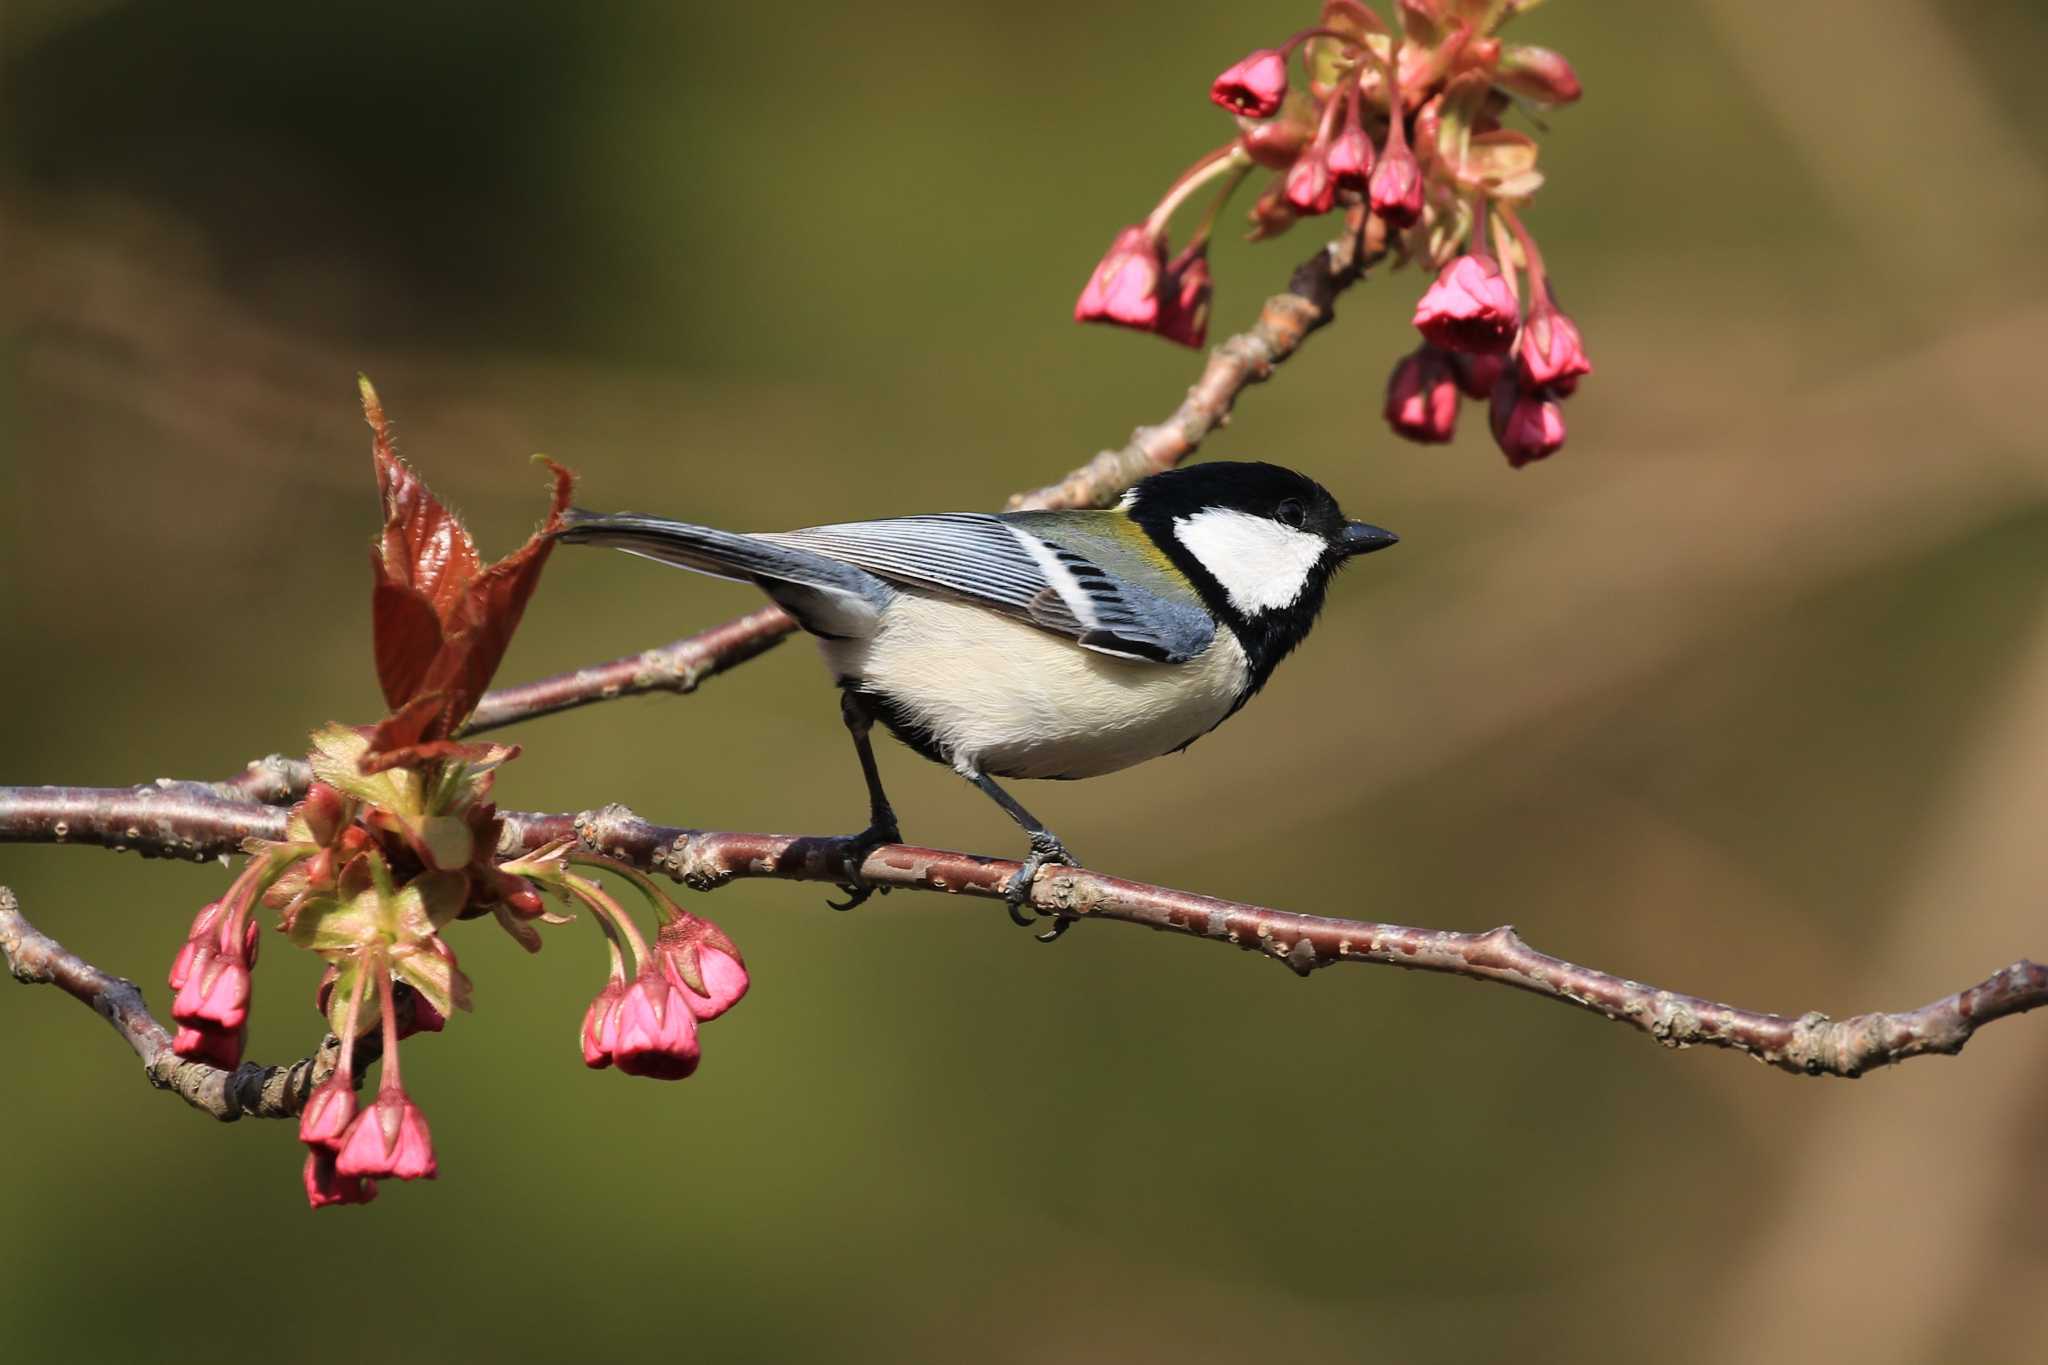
(461, 605, 794, 735)
(8, 785, 2035, 1081)
(0, 885, 358, 1120)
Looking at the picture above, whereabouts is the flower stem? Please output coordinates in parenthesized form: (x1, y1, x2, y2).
(1146, 144, 1253, 237)
(375, 952, 403, 1093)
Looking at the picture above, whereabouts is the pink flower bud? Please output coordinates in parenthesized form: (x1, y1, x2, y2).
(611, 972, 701, 1080)
(1450, 350, 1504, 401)
(581, 980, 624, 1069)
(1515, 297, 1592, 390)
(1496, 45, 1582, 106)
(1074, 225, 1166, 331)
(1383, 346, 1461, 445)
(392, 982, 447, 1040)
(1326, 125, 1375, 192)
(304, 1149, 377, 1209)
(1156, 247, 1213, 350)
(1412, 253, 1520, 355)
(298, 1077, 357, 1151)
(1283, 150, 1336, 216)
(1209, 48, 1289, 118)
(172, 1022, 245, 1070)
(1368, 132, 1423, 228)
(1240, 113, 1313, 170)
(1489, 375, 1567, 467)
(334, 1089, 437, 1181)
(173, 956, 252, 1031)
(653, 916, 751, 1021)
(168, 901, 227, 991)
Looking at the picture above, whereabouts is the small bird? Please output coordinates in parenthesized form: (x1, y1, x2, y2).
(557, 461, 1396, 936)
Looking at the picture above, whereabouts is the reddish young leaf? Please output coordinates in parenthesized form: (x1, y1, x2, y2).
(354, 377, 575, 773)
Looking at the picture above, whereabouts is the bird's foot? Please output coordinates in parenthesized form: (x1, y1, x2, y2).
(1005, 831, 1078, 942)
(826, 819, 900, 911)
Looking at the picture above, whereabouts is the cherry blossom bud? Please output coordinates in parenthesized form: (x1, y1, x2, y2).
(1209, 48, 1289, 118)
(392, 982, 447, 1040)
(1368, 128, 1424, 228)
(173, 955, 251, 1031)
(1283, 150, 1336, 216)
(1450, 350, 1505, 401)
(173, 1022, 245, 1070)
(1326, 125, 1375, 192)
(334, 1089, 437, 1181)
(655, 918, 752, 1022)
(1383, 346, 1461, 444)
(168, 901, 226, 991)
(1496, 45, 1582, 106)
(1490, 374, 1567, 467)
(1074, 225, 1166, 331)
(1413, 253, 1520, 354)
(1241, 112, 1313, 170)
(581, 980, 624, 1069)
(611, 972, 701, 1080)
(1516, 296, 1592, 390)
(1156, 247, 1213, 350)
(304, 1150, 377, 1209)
(298, 1077, 357, 1151)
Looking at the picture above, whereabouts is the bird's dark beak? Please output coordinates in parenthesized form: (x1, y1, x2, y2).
(1338, 521, 1399, 557)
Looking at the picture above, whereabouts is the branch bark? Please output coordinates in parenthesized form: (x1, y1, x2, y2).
(0, 885, 356, 1121)
(6, 785, 2040, 1081)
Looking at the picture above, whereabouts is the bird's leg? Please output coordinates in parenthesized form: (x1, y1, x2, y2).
(964, 771, 1077, 942)
(827, 691, 902, 912)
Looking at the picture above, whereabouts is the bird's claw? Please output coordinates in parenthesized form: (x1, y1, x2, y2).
(1005, 833, 1077, 942)
(827, 820, 900, 912)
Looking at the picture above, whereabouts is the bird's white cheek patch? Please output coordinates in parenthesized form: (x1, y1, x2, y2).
(1172, 508, 1325, 615)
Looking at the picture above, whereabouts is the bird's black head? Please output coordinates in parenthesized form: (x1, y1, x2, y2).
(1122, 461, 1396, 691)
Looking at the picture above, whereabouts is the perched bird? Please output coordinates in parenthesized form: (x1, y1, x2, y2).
(557, 461, 1396, 936)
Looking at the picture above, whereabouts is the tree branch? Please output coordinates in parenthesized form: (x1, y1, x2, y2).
(6, 785, 2039, 1080)
(0, 885, 357, 1121)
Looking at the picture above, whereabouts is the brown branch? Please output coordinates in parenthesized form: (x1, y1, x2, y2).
(461, 605, 794, 735)
(0, 783, 289, 858)
(1007, 211, 1380, 511)
(215, 754, 317, 805)
(0, 884, 358, 1120)
(7, 784, 2042, 1077)
(9, 784, 2042, 1078)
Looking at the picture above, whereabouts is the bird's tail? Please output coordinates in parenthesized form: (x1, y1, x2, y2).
(554, 508, 887, 638)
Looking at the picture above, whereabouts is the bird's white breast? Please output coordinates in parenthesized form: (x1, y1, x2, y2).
(819, 594, 1251, 780)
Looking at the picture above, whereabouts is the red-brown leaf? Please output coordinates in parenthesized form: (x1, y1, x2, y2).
(370, 576, 445, 711)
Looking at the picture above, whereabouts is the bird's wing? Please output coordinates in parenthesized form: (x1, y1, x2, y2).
(762, 513, 1215, 663)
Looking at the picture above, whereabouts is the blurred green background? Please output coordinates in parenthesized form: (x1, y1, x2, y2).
(5, 2, 2048, 1361)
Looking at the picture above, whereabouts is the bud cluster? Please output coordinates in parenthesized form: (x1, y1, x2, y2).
(1076, 0, 1590, 466)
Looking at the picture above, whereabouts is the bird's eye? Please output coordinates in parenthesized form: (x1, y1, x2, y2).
(1276, 498, 1306, 529)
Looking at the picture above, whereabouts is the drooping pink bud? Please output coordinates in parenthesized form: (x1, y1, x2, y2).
(1074, 225, 1166, 331)
(1209, 49, 1289, 118)
(1490, 374, 1568, 467)
(334, 1089, 437, 1181)
(173, 956, 252, 1032)
(1383, 346, 1461, 444)
(1516, 296, 1592, 390)
(1156, 247, 1213, 350)
(1449, 350, 1504, 400)
(581, 980, 624, 1069)
(1413, 253, 1520, 354)
(298, 1076, 357, 1151)
(172, 1022, 245, 1070)
(1283, 150, 1337, 216)
(1368, 126, 1424, 228)
(1326, 125, 1375, 192)
(168, 901, 227, 991)
(652, 916, 751, 1021)
(611, 972, 702, 1080)
(1496, 45, 1582, 106)
(392, 982, 447, 1040)
(304, 1149, 378, 1209)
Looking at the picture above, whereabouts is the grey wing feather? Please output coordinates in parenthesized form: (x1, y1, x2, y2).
(763, 513, 1214, 663)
